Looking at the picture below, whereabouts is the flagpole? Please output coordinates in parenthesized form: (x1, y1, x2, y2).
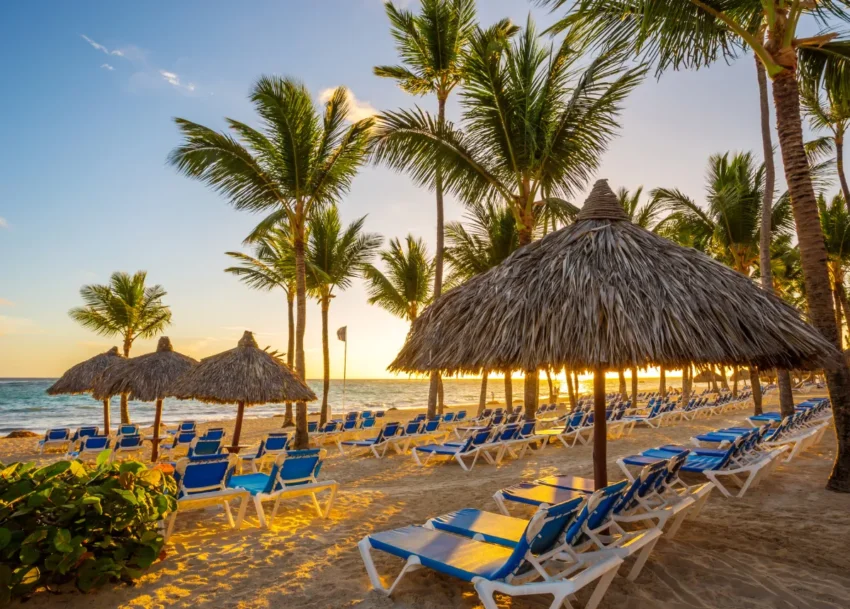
(343, 337, 347, 410)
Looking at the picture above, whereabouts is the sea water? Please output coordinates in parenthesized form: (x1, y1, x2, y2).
(0, 377, 669, 434)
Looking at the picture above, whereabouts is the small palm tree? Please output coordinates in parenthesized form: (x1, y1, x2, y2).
(70, 271, 172, 424)
(373, 18, 645, 419)
(304, 206, 381, 424)
(169, 76, 373, 448)
(820, 193, 850, 348)
(363, 235, 434, 323)
(225, 226, 297, 426)
(803, 86, 850, 209)
(616, 186, 665, 231)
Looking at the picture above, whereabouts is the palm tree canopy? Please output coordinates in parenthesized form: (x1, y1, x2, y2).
(168, 77, 373, 223)
(69, 271, 172, 344)
(445, 201, 520, 285)
(225, 226, 296, 295)
(304, 206, 382, 298)
(374, 0, 479, 98)
(363, 235, 434, 322)
(616, 186, 664, 230)
(820, 193, 850, 265)
(652, 152, 794, 273)
(372, 17, 646, 229)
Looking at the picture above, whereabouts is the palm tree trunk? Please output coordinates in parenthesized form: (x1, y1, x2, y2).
(732, 365, 739, 398)
(749, 367, 763, 416)
(717, 367, 729, 391)
(834, 278, 845, 350)
(658, 366, 666, 397)
(120, 337, 131, 424)
(293, 219, 309, 449)
(836, 131, 850, 213)
(437, 376, 445, 415)
(320, 295, 331, 426)
(524, 370, 538, 421)
(478, 370, 489, 415)
(618, 368, 627, 400)
(566, 368, 577, 411)
(427, 96, 448, 421)
(778, 371, 796, 418)
(283, 292, 295, 428)
(504, 373, 513, 409)
(151, 399, 163, 462)
(630, 367, 639, 406)
(546, 368, 556, 404)
(773, 67, 850, 492)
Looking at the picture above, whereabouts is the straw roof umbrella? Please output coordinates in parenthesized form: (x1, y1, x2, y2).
(168, 331, 316, 452)
(391, 179, 840, 486)
(92, 337, 197, 461)
(47, 346, 124, 433)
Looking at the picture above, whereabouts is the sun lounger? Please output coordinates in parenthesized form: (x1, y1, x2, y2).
(535, 411, 589, 448)
(239, 432, 291, 472)
(187, 437, 224, 458)
(200, 427, 226, 441)
(167, 421, 197, 436)
(359, 496, 623, 609)
(165, 453, 250, 539)
(160, 431, 197, 459)
(110, 434, 145, 461)
(66, 434, 111, 460)
(117, 424, 140, 436)
(38, 428, 71, 453)
(337, 421, 401, 458)
(71, 426, 100, 442)
(412, 428, 495, 471)
(228, 449, 338, 526)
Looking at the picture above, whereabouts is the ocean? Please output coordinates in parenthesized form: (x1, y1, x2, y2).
(0, 376, 669, 434)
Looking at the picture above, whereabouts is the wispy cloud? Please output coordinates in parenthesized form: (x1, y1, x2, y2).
(0, 299, 13, 307)
(159, 70, 195, 92)
(318, 88, 377, 122)
(0, 217, 7, 229)
(0, 316, 44, 337)
(100, 63, 114, 71)
(81, 34, 124, 57)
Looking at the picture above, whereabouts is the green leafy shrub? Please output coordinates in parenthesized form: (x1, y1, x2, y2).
(0, 451, 177, 601)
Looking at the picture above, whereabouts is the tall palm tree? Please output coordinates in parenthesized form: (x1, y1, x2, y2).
(616, 186, 664, 230)
(169, 77, 373, 448)
(69, 271, 172, 424)
(653, 152, 794, 276)
(373, 18, 645, 419)
(803, 86, 850, 209)
(820, 193, 850, 348)
(445, 200, 520, 413)
(304, 206, 381, 424)
(363, 235, 434, 323)
(543, 0, 850, 493)
(225, 226, 297, 427)
(375, 0, 478, 417)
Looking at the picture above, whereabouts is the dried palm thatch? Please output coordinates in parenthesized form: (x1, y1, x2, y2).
(391, 180, 839, 375)
(47, 347, 124, 395)
(693, 370, 726, 383)
(92, 337, 197, 401)
(168, 331, 315, 451)
(46, 346, 124, 434)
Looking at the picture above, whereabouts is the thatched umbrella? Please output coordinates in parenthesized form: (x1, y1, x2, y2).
(47, 347, 124, 433)
(693, 369, 725, 386)
(390, 179, 840, 487)
(92, 337, 197, 460)
(168, 331, 316, 452)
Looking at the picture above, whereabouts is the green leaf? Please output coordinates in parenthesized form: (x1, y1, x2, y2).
(22, 529, 47, 545)
(118, 461, 146, 475)
(54, 529, 73, 553)
(68, 460, 88, 478)
(19, 545, 39, 565)
(95, 450, 111, 467)
(112, 489, 138, 505)
(0, 528, 11, 550)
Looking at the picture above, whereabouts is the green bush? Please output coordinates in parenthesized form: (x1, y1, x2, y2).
(0, 451, 177, 601)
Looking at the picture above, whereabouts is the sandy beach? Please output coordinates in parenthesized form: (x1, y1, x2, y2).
(2, 393, 848, 609)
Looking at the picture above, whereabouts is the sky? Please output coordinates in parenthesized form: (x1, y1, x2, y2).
(0, 1, 831, 379)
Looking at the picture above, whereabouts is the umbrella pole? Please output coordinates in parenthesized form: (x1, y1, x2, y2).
(102, 398, 111, 435)
(593, 367, 608, 488)
(151, 399, 163, 462)
(231, 401, 245, 453)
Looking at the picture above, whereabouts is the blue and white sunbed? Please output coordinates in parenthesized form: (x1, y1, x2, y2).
(71, 426, 100, 442)
(117, 424, 140, 436)
(110, 434, 145, 461)
(187, 437, 224, 458)
(66, 434, 111, 460)
(228, 449, 338, 527)
(358, 497, 623, 609)
(535, 411, 589, 448)
(38, 428, 71, 453)
(160, 431, 197, 459)
(337, 421, 401, 458)
(412, 428, 495, 471)
(165, 453, 250, 539)
(239, 432, 291, 472)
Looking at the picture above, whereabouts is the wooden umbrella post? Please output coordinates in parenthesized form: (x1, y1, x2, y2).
(151, 398, 163, 462)
(102, 398, 111, 435)
(593, 367, 608, 488)
(230, 401, 246, 453)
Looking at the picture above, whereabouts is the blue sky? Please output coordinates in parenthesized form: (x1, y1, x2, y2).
(0, 1, 827, 378)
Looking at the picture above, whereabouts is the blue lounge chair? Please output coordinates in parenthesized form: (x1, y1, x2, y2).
(228, 449, 338, 526)
(535, 411, 588, 448)
(110, 434, 145, 461)
(168, 420, 197, 436)
(66, 435, 111, 460)
(165, 453, 250, 539)
(38, 428, 71, 453)
(187, 437, 224, 458)
(337, 421, 401, 458)
(71, 426, 100, 442)
(201, 427, 226, 441)
(240, 432, 291, 472)
(358, 497, 623, 609)
(117, 424, 140, 436)
(160, 431, 197, 459)
(412, 428, 495, 471)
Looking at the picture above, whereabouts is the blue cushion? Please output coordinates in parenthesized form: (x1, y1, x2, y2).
(498, 483, 585, 507)
(229, 473, 271, 495)
(430, 509, 527, 547)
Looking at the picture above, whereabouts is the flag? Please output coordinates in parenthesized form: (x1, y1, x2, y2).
(336, 326, 347, 342)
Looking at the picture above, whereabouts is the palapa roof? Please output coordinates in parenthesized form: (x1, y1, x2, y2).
(693, 370, 727, 383)
(92, 337, 198, 401)
(168, 331, 316, 405)
(47, 347, 124, 395)
(391, 180, 840, 374)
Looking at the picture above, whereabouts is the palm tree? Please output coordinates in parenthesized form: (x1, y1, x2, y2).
(363, 235, 434, 323)
(445, 201, 520, 413)
(820, 193, 850, 348)
(169, 77, 373, 448)
(375, 0, 478, 417)
(653, 152, 794, 276)
(543, 0, 850, 493)
(304, 206, 381, 424)
(225, 226, 297, 427)
(373, 18, 645, 419)
(803, 87, 850, 209)
(616, 186, 664, 230)
(69, 271, 172, 424)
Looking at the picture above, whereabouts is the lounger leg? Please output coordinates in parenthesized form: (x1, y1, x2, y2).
(412, 448, 424, 466)
(223, 499, 235, 527)
(235, 495, 248, 530)
(493, 492, 511, 516)
(357, 538, 423, 596)
(254, 495, 268, 528)
(165, 512, 177, 540)
(626, 534, 660, 581)
(665, 507, 689, 539)
(320, 484, 338, 518)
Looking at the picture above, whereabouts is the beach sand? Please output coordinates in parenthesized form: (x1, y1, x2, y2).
(4, 394, 849, 609)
